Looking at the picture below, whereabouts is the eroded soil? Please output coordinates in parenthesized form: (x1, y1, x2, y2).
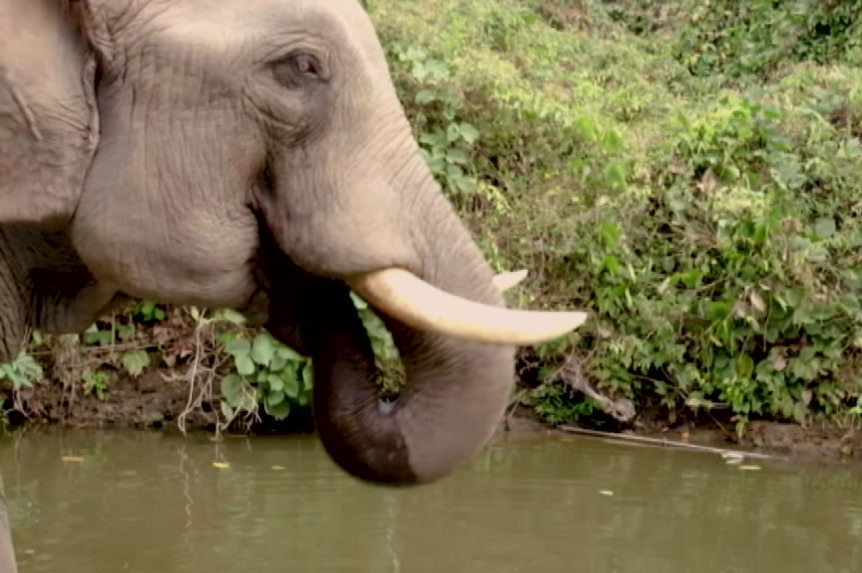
(11, 370, 218, 431)
(504, 404, 862, 463)
(8, 370, 860, 466)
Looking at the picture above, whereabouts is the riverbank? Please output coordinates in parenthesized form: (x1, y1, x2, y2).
(3, 1, 862, 457)
(9, 355, 862, 464)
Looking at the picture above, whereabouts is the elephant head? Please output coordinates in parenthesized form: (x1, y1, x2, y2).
(0, 0, 586, 485)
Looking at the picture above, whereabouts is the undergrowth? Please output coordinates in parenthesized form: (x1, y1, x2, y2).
(3, 0, 862, 439)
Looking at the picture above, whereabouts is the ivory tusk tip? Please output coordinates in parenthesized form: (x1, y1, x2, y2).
(522, 310, 590, 344)
(350, 268, 590, 346)
(562, 310, 590, 330)
(493, 269, 529, 293)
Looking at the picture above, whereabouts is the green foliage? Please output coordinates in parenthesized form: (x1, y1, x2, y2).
(369, 0, 862, 434)
(0, 352, 43, 391)
(3, 0, 862, 440)
(530, 382, 599, 426)
(669, 0, 862, 84)
(82, 370, 110, 401)
(218, 330, 313, 422)
(572, 89, 862, 432)
(0, 286, 399, 427)
(601, 0, 862, 80)
(133, 300, 167, 324)
(391, 45, 482, 196)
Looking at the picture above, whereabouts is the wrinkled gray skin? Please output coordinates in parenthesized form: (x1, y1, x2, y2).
(0, 493, 13, 573)
(0, 0, 519, 566)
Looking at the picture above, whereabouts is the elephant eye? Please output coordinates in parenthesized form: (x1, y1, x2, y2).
(292, 53, 320, 77)
(272, 52, 325, 88)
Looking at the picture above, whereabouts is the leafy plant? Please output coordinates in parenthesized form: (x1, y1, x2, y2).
(82, 370, 110, 401)
(218, 330, 313, 422)
(134, 300, 167, 324)
(0, 352, 43, 391)
(392, 45, 482, 196)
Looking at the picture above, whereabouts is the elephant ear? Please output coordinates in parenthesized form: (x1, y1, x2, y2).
(0, 0, 99, 228)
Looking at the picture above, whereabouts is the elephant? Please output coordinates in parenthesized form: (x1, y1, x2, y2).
(0, 0, 587, 567)
(0, 473, 12, 573)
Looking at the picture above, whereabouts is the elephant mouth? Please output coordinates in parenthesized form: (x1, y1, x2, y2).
(345, 268, 587, 346)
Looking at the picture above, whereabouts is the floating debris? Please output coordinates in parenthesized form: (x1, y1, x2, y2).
(212, 462, 230, 469)
(271, 465, 286, 471)
(739, 464, 762, 471)
(599, 490, 614, 496)
(722, 452, 746, 465)
(60, 456, 85, 463)
(558, 426, 778, 460)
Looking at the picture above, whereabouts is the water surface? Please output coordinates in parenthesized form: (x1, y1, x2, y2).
(2, 428, 861, 572)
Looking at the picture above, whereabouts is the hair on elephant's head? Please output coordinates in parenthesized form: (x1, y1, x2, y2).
(0, 0, 586, 485)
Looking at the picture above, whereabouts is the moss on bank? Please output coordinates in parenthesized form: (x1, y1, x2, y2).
(4, 0, 862, 446)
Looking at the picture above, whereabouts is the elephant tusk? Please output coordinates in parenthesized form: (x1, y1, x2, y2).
(493, 269, 529, 293)
(348, 268, 588, 346)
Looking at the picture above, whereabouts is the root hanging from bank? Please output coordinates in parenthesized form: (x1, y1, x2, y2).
(558, 353, 637, 424)
(5, 305, 263, 434)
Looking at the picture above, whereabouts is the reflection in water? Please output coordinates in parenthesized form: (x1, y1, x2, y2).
(2, 428, 862, 572)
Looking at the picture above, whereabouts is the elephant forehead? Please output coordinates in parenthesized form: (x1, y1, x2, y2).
(132, 0, 375, 58)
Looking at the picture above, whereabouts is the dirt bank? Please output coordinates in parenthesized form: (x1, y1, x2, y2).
(7, 365, 862, 464)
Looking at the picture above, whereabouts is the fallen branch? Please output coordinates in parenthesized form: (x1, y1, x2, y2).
(558, 425, 778, 460)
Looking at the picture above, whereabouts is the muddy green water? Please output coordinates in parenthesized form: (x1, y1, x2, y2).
(2, 428, 862, 572)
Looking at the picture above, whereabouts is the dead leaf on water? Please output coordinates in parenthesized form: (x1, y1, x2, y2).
(212, 462, 230, 469)
(61, 456, 85, 463)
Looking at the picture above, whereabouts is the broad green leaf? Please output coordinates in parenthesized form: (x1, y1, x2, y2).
(446, 148, 469, 165)
(267, 390, 285, 406)
(415, 89, 437, 104)
(220, 401, 235, 420)
(267, 374, 284, 392)
(282, 369, 301, 399)
(234, 354, 256, 376)
(297, 391, 309, 407)
(458, 123, 480, 144)
(736, 353, 754, 378)
(121, 350, 151, 377)
(276, 345, 305, 362)
(251, 333, 276, 367)
(300, 362, 314, 388)
(220, 374, 244, 407)
(224, 338, 251, 357)
(265, 399, 291, 421)
(269, 353, 288, 372)
(212, 308, 248, 325)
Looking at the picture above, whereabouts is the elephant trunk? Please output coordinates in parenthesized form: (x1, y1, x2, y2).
(288, 191, 516, 485)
